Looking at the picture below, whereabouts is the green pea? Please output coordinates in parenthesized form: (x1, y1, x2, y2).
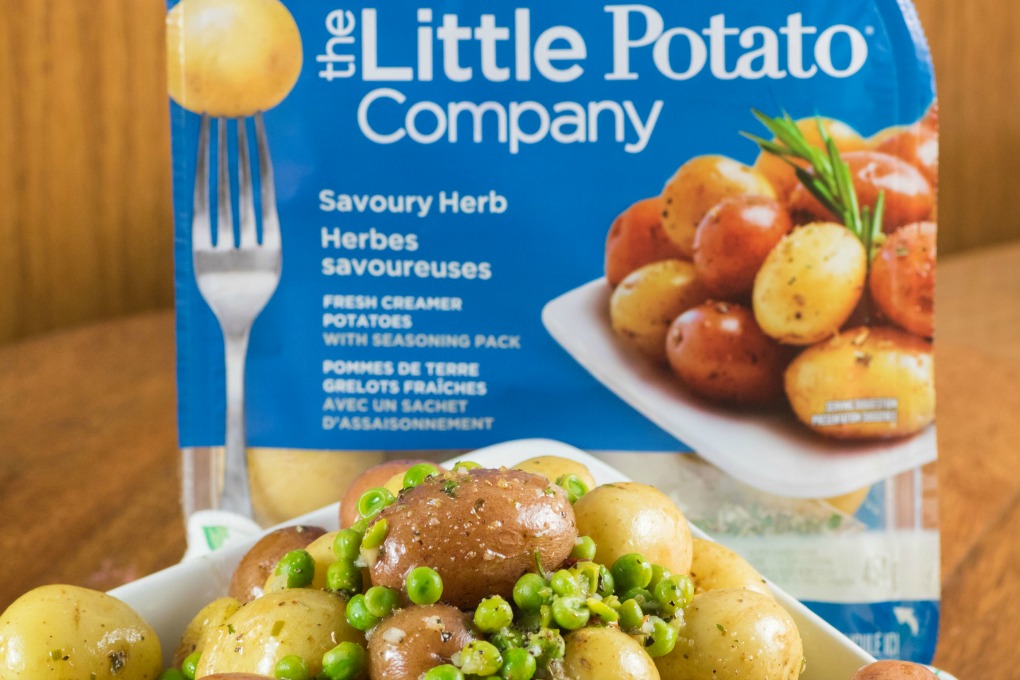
(570, 536, 597, 561)
(648, 564, 672, 590)
(345, 593, 381, 632)
(596, 564, 615, 598)
(326, 559, 362, 595)
(654, 576, 693, 617)
(585, 597, 619, 623)
(351, 517, 369, 534)
(474, 595, 514, 633)
(181, 652, 200, 680)
(423, 664, 465, 680)
(643, 617, 678, 658)
(525, 629, 565, 664)
(332, 529, 363, 562)
(550, 570, 580, 597)
(321, 641, 366, 680)
(611, 553, 652, 591)
(356, 487, 395, 520)
(403, 463, 440, 489)
(551, 596, 590, 630)
(620, 587, 658, 613)
(489, 627, 525, 653)
(274, 654, 309, 680)
(159, 669, 187, 680)
(617, 598, 645, 631)
(554, 474, 589, 503)
(275, 549, 315, 589)
(364, 586, 399, 619)
(458, 640, 503, 676)
(512, 573, 551, 611)
(452, 461, 481, 472)
(569, 562, 601, 597)
(362, 518, 389, 550)
(406, 566, 443, 605)
(516, 604, 552, 632)
(500, 647, 537, 680)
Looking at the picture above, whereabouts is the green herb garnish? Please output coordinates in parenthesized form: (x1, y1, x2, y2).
(744, 110, 886, 261)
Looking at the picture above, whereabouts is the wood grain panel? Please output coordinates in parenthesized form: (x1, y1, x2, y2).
(0, 1, 174, 344)
(1, 2, 1019, 343)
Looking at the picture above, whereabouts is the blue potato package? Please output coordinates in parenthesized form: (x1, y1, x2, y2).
(169, 0, 940, 666)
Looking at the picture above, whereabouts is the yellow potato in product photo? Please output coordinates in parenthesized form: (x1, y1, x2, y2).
(167, 0, 303, 116)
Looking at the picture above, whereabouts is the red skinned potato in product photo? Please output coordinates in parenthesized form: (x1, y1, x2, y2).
(869, 222, 936, 338)
(693, 196, 793, 300)
(789, 151, 935, 232)
(604, 196, 685, 286)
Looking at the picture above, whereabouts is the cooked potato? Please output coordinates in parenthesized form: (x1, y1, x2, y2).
(573, 482, 693, 576)
(202, 675, 273, 679)
(369, 468, 577, 609)
(229, 525, 326, 603)
(196, 589, 362, 677)
(666, 301, 789, 406)
(513, 455, 597, 491)
(754, 117, 868, 200)
(174, 597, 242, 667)
(262, 529, 350, 596)
(690, 538, 772, 598)
(657, 589, 803, 680)
(605, 197, 685, 286)
(563, 626, 661, 680)
(753, 223, 867, 345)
(789, 151, 934, 232)
(693, 196, 793, 299)
(340, 458, 436, 527)
(785, 327, 935, 439)
(850, 660, 937, 679)
(661, 156, 776, 257)
(367, 605, 477, 680)
(0, 585, 162, 679)
(249, 448, 385, 526)
(869, 222, 936, 337)
(610, 260, 709, 362)
(166, 0, 303, 117)
(875, 125, 938, 187)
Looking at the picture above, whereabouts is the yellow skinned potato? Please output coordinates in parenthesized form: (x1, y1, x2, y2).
(785, 327, 935, 440)
(610, 260, 709, 363)
(851, 660, 938, 679)
(174, 597, 242, 667)
(753, 223, 867, 345)
(513, 455, 597, 491)
(689, 538, 772, 599)
(573, 482, 693, 576)
(661, 156, 776, 257)
(196, 589, 363, 678)
(248, 449, 385, 526)
(657, 589, 804, 680)
(0, 585, 162, 680)
(563, 626, 661, 680)
(263, 530, 342, 596)
(166, 0, 303, 117)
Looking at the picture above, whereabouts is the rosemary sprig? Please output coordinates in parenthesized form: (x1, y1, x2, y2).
(743, 110, 885, 260)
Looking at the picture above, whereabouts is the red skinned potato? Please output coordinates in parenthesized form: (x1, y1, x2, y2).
(666, 302, 789, 406)
(605, 197, 685, 286)
(754, 117, 868, 200)
(367, 605, 477, 680)
(876, 124, 938, 187)
(870, 222, 936, 337)
(693, 196, 793, 299)
(340, 459, 437, 528)
(228, 525, 327, 603)
(790, 151, 934, 232)
(368, 468, 577, 610)
(850, 660, 937, 680)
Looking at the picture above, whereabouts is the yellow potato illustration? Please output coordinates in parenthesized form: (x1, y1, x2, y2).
(167, 0, 303, 117)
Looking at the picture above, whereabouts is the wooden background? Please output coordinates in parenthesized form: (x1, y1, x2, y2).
(0, 1, 1018, 344)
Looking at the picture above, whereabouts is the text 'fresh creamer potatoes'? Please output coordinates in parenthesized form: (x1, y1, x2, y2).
(168, 0, 941, 666)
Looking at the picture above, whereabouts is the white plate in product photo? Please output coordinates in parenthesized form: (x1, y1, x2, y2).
(542, 279, 938, 499)
(110, 438, 874, 680)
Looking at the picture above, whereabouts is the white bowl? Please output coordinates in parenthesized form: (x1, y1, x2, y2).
(110, 438, 874, 678)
